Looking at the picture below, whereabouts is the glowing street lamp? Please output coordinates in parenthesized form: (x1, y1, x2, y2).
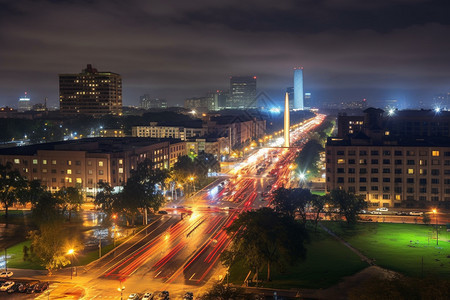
(67, 249, 76, 279)
(432, 209, 439, 245)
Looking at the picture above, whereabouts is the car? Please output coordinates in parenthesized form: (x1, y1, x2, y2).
(395, 211, 409, 216)
(7, 283, 20, 293)
(183, 292, 194, 300)
(409, 211, 424, 216)
(34, 282, 49, 293)
(128, 293, 139, 300)
(142, 292, 153, 300)
(0, 271, 13, 278)
(26, 283, 38, 294)
(158, 211, 168, 215)
(0, 281, 15, 291)
(376, 207, 388, 212)
(371, 211, 382, 215)
(18, 283, 29, 293)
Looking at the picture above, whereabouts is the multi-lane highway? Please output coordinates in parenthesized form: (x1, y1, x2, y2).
(44, 114, 326, 299)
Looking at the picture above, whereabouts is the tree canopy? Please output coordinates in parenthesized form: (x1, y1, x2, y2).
(224, 208, 308, 281)
(328, 189, 367, 224)
(0, 162, 27, 220)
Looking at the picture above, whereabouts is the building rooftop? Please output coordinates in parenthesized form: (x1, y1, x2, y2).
(0, 137, 183, 156)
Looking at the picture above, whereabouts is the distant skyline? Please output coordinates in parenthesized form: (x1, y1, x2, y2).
(1, 0, 449, 108)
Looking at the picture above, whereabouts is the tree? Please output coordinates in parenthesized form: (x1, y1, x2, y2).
(226, 208, 308, 281)
(56, 187, 83, 221)
(272, 187, 312, 223)
(310, 194, 327, 231)
(119, 159, 168, 224)
(17, 179, 46, 206)
(329, 189, 367, 225)
(422, 213, 431, 225)
(94, 181, 117, 214)
(0, 162, 27, 220)
(198, 282, 248, 300)
(31, 191, 63, 225)
(27, 223, 82, 275)
(294, 139, 323, 178)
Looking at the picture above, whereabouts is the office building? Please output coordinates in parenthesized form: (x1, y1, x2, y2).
(229, 76, 257, 109)
(139, 94, 167, 110)
(59, 64, 122, 116)
(18, 92, 32, 112)
(293, 68, 304, 110)
(185, 92, 218, 113)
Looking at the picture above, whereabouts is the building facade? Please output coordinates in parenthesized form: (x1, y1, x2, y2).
(132, 122, 206, 140)
(139, 94, 167, 110)
(59, 64, 122, 116)
(229, 76, 257, 109)
(293, 68, 304, 110)
(0, 138, 183, 196)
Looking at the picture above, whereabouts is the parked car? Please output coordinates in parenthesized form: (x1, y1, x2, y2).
(26, 283, 38, 294)
(158, 211, 168, 215)
(7, 283, 20, 293)
(0, 281, 15, 291)
(142, 292, 153, 300)
(18, 283, 29, 293)
(395, 211, 409, 216)
(183, 292, 194, 300)
(0, 271, 13, 278)
(128, 293, 139, 300)
(34, 282, 49, 293)
(154, 291, 169, 300)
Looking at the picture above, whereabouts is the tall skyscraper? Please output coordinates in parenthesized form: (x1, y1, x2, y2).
(139, 94, 167, 109)
(230, 76, 257, 109)
(18, 92, 32, 112)
(59, 64, 122, 116)
(294, 67, 304, 110)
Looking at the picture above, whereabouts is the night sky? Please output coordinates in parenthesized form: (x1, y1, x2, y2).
(1, 0, 449, 108)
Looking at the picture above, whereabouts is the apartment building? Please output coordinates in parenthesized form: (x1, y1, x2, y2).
(132, 122, 206, 140)
(0, 138, 183, 196)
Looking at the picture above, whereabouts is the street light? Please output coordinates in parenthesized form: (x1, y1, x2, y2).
(67, 249, 76, 279)
(117, 281, 125, 300)
(432, 209, 438, 245)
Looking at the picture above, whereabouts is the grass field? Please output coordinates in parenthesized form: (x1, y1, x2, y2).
(5, 241, 44, 269)
(323, 222, 450, 278)
(228, 226, 368, 289)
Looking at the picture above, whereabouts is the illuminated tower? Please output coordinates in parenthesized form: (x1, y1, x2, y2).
(294, 67, 304, 110)
(18, 92, 32, 112)
(284, 92, 290, 147)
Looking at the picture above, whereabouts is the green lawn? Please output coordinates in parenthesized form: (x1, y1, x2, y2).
(322, 222, 450, 278)
(228, 227, 368, 289)
(6, 241, 44, 269)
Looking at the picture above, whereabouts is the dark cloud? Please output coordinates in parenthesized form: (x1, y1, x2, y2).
(0, 0, 449, 108)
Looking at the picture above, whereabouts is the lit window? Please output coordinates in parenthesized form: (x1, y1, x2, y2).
(14, 159, 20, 164)
(408, 169, 414, 174)
(68, 178, 72, 183)
(67, 169, 72, 174)
(118, 159, 123, 165)
(33, 159, 38, 165)
(43, 160, 47, 165)
(432, 151, 440, 157)
(76, 178, 82, 184)
(52, 160, 57, 165)
(385, 131, 390, 136)
(395, 194, 401, 201)
(99, 161, 104, 167)
(67, 160, 72, 166)
(337, 159, 345, 164)
(119, 168, 123, 174)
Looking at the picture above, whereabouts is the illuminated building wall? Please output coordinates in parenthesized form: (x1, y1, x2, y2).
(229, 76, 257, 109)
(59, 64, 122, 116)
(294, 68, 304, 110)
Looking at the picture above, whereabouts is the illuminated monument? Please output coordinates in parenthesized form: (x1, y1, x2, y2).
(294, 67, 304, 110)
(284, 92, 290, 147)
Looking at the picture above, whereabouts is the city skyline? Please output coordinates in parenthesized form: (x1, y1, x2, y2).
(1, 0, 450, 108)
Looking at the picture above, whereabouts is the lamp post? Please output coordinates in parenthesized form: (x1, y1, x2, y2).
(432, 209, 438, 245)
(67, 249, 75, 280)
(117, 281, 125, 300)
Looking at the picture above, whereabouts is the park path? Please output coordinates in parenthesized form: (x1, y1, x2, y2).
(319, 223, 375, 266)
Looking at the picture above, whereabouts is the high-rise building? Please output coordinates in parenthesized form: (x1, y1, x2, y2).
(59, 64, 122, 116)
(139, 94, 167, 110)
(294, 67, 304, 110)
(184, 92, 219, 112)
(229, 76, 257, 109)
(18, 92, 32, 112)
(286, 87, 294, 109)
